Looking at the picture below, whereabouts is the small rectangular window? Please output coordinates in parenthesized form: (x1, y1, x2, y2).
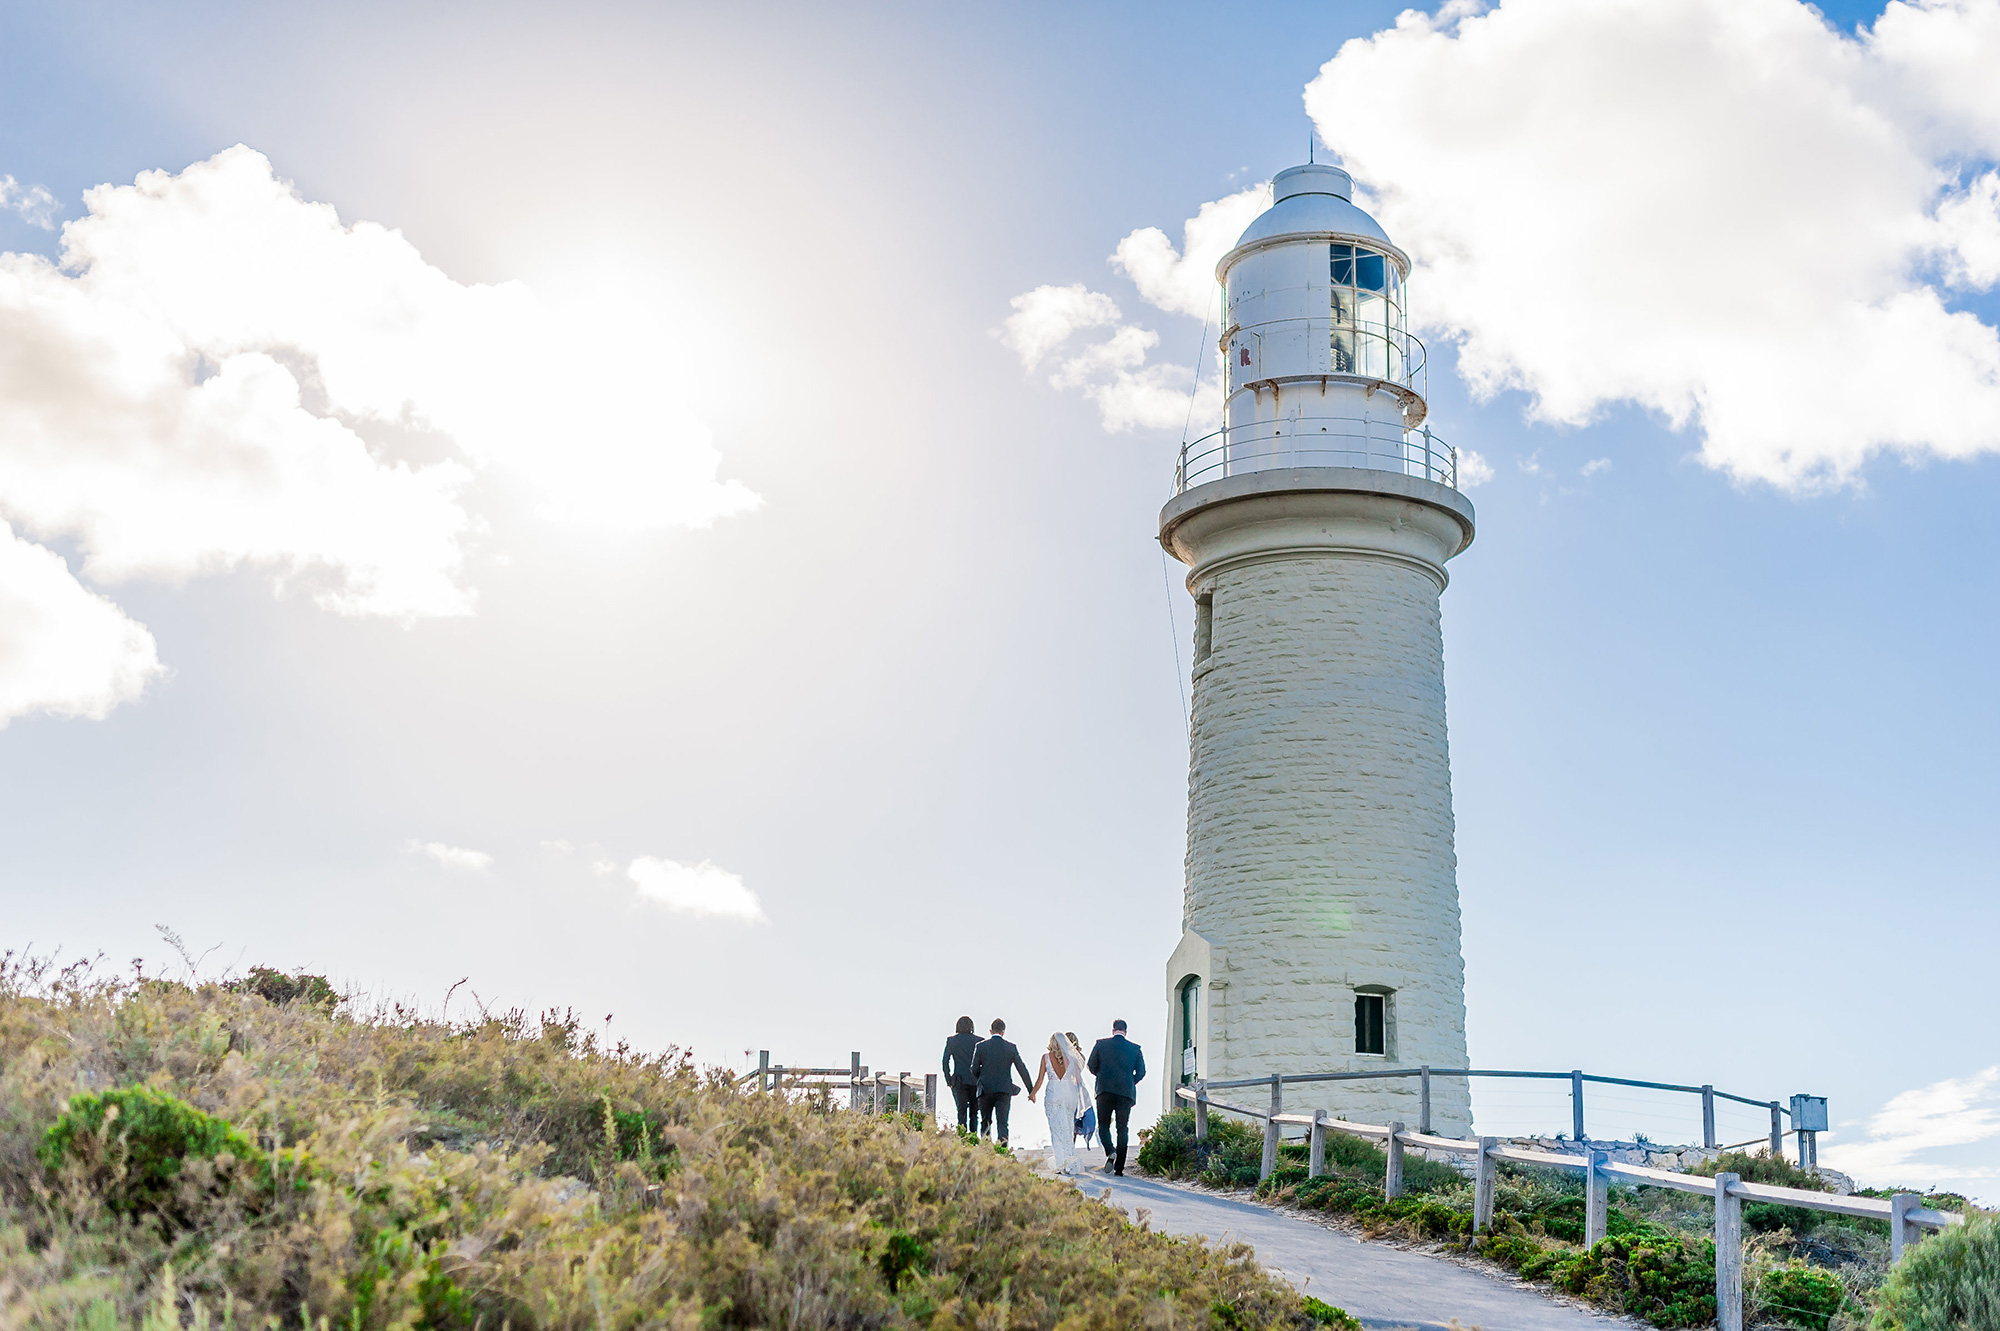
(1193, 594, 1214, 664)
(1354, 994, 1385, 1055)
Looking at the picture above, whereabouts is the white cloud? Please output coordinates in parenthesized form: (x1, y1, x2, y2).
(1821, 1066, 2000, 1193)
(1580, 458, 1612, 477)
(0, 146, 759, 721)
(1000, 188, 1257, 435)
(1110, 185, 1269, 320)
(998, 284, 1121, 370)
(0, 523, 161, 725)
(1457, 448, 1496, 487)
(1304, 0, 2000, 490)
(628, 855, 765, 923)
(1934, 171, 2000, 288)
(407, 840, 493, 871)
(0, 176, 57, 229)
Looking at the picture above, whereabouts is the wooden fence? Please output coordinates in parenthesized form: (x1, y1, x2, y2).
(1176, 1082, 1964, 1331)
(739, 1050, 938, 1118)
(1191, 1064, 1826, 1163)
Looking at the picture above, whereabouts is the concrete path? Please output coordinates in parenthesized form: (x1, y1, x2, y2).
(1033, 1143, 1640, 1331)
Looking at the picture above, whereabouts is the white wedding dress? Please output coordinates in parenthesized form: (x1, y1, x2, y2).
(1038, 1038, 1090, 1175)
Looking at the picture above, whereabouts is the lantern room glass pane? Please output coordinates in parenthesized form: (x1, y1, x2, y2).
(1356, 252, 1386, 291)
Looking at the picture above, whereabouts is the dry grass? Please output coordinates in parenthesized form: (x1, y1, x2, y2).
(0, 953, 1333, 1331)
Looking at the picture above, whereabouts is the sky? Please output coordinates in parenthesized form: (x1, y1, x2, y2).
(0, 0, 1995, 1197)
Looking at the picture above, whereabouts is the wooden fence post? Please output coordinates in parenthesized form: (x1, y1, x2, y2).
(758, 1050, 770, 1095)
(1890, 1193, 1921, 1263)
(1194, 1080, 1209, 1144)
(1585, 1149, 1608, 1248)
(925, 1073, 938, 1123)
(1419, 1065, 1432, 1135)
(871, 1076, 884, 1115)
(1571, 1070, 1585, 1142)
(1473, 1137, 1497, 1232)
(1769, 1102, 1782, 1157)
(1309, 1111, 1326, 1178)
(850, 1053, 863, 1111)
(1385, 1122, 1405, 1200)
(1715, 1172, 1743, 1331)
(1702, 1086, 1717, 1149)
(1259, 1074, 1282, 1181)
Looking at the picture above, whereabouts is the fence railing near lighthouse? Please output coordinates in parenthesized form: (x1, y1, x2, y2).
(1174, 1075, 1964, 1331)
(735, 1049, 938, 1117)
(1175, 420, 1459, 493)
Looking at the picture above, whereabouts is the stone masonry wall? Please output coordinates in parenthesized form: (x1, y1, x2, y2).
(1187, 550, 1473, 1135)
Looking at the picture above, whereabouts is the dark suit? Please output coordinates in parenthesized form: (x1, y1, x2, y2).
(969, 1034, 1033, 1143)
(1088, 1033, 1147, 1172)
(941, 1032, 980, 1132)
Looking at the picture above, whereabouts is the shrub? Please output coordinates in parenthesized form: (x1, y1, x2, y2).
(225, 966, 339, 1010)
(37, 1085, 282, 1225)
(1758, 1263, 1849, 1330)
(1300, 1294, 1361, 1328)
(1553, 1232, 1716, 1328)
(1871, 1212, 2000, 1331)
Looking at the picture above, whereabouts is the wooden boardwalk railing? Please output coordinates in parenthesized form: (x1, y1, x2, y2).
(1176, 1083, 1963, 1331)
(739, 1050, 938, 1118)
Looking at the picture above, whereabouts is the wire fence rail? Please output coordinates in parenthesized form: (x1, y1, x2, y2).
(1174, 1079, 1962, 1331)
(1191, 1064, 1827, 1164)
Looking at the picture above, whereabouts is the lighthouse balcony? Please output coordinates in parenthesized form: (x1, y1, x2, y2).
(1175, 416, 1460, 494)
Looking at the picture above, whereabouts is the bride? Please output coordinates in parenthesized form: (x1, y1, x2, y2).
(1028, 1031, 1091, 1175)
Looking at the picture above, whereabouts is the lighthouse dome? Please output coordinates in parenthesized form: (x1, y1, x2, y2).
(1221, 162, 1403, 275)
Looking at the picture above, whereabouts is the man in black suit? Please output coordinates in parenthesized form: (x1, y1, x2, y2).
(969, 1018, 1033, 1146)
(1087, 1019, 1146, 1175)
(941, 1015, 980, 1133)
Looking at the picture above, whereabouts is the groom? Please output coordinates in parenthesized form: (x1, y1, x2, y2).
(969, 1018, 1033, 1146)
(1088, 1019, 1146, 1175)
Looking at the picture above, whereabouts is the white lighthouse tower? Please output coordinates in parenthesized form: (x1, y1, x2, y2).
(1160, 162, 1476, 1136)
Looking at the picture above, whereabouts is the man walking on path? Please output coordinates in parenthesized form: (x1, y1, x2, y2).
(1088, 1019, 1145, 1175)
(941, 1016, 980, 1133)
(970, 1018, 1033, 1146)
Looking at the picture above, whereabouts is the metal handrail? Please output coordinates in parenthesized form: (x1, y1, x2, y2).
(1193, 1066, 1790, 1118)
(1175, 421, 1458, 493)
(1224, 323, 1431, 400)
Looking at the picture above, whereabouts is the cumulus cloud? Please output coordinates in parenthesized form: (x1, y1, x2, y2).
(407, 840, 493, 871)
(628, 855, 765, 923)
(999, 188, 1261, 434)
(1821, 1066, 2000, 1190)
(1111, 186, 1269, 321)
(1457, 448, 1496, 487)
(0, 523, 161, 725)
(0, 146, 758, 724)
(1305, 0, 2000, 489)
(0, 176, 57, 229)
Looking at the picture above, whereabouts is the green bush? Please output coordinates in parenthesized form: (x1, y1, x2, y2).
(37, 1085, 281, 1225)
(1759, 1263, 1849, 1330)
(1299, 1294, 1361, 1328)
(1871, 1212, 2000, 1331)
(225, 965, 340, 1010)
(1553, 1232, 1716, 1328)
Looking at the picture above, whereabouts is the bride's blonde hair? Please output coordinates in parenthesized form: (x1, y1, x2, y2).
(1049, 1032, 1084, 1067)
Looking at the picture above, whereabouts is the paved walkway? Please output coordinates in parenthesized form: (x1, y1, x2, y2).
(1031, 1142, 1640, 1331)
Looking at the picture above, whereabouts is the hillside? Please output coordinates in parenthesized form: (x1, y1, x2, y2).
(0, 957, 1339, 1330)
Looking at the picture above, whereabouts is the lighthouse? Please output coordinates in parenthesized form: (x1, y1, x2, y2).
(1159, 162, 1476, 1136)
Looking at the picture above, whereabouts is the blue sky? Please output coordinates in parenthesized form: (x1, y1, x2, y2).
(0, 0, 1995, 1193)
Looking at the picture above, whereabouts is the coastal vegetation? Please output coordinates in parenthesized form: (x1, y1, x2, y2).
(1, 953, 1345, 1330)
(1136, 1108, 1990, 1330)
